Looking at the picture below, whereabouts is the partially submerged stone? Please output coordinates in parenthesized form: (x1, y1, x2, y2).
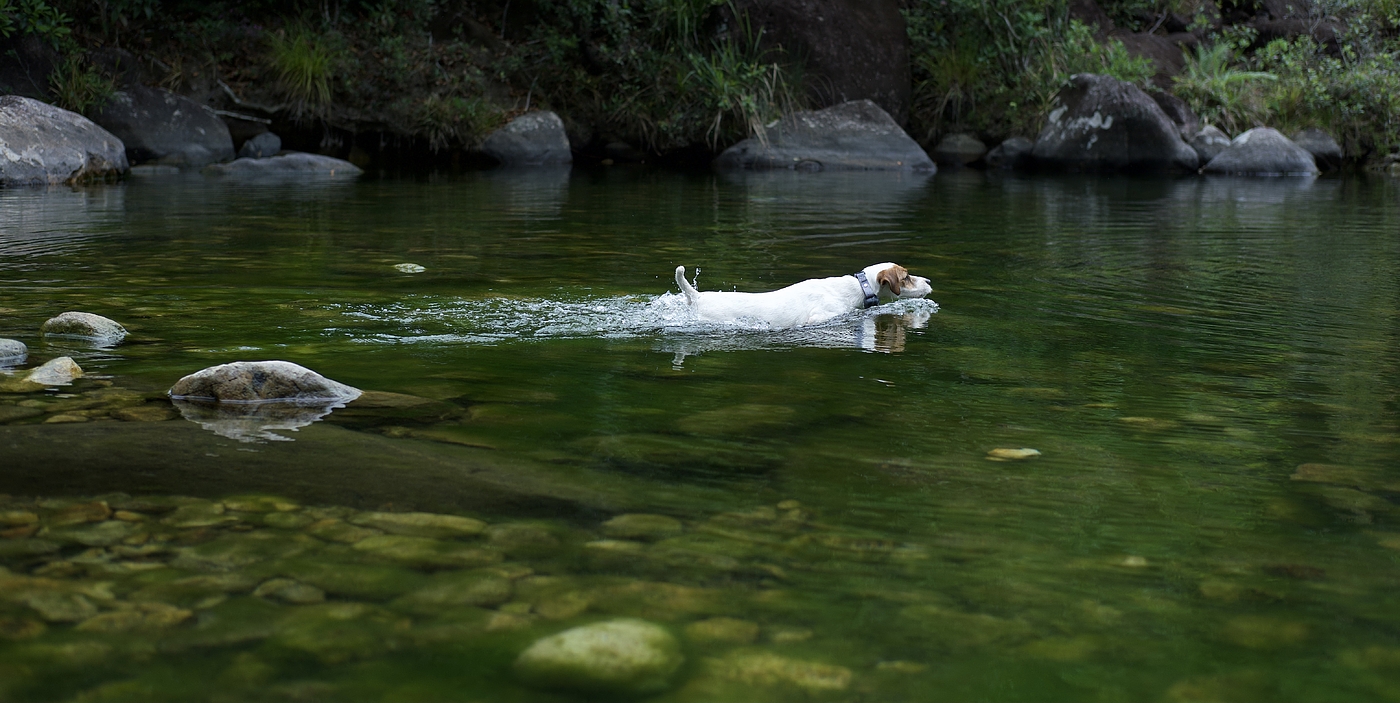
(238, 132, 281, 159)
(932, 132, 987, 166)
(0, 338, 27, 364)
(713, 100, 934, 172)
(41, 312, 127, 345)
(514, 618, 684, 695)
(168, 361, 361, 403)
(1189, 125, 1232, 164)
(0, 96, 129, 185)
(481, 111, 573, 167)
(1203, 127, 1319, 175)
(986, 447, 1041, 461)
(21, 356, 83, 387)
(202, 152, 362, 176)
(1291, 127, 1343, 170)
(985, 137, 1033, 170)
(93, 86, 235, 167)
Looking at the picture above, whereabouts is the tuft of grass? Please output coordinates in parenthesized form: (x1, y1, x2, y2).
(685, 36, 798, 149)
(48, 54, 115, 116)
(1172, 41, 1277, 134)
(415, 94, 505, 151)
(267, 27, 337, 116)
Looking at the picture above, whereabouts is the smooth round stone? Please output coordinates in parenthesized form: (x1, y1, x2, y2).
(349, 511, 485, 539)
(391, 570, 513, 613)
(514, 618, 684, 695)
(75, 602, 192, 632)
(986, 447, 1041, 461)
(352, 534, 502, 569)
(40, 312, 127, 345)
(393, 263, 425, 273)
(0, 338, 27, 363)
(602, 514, 684, 541)
(24, 357, 83, 386)
(168, 360, 361, 403)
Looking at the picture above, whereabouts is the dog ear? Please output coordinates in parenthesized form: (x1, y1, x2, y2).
(876, 267, 902, 294)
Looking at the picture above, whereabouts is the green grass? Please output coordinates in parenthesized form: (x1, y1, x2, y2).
(267, 26, 337, 116)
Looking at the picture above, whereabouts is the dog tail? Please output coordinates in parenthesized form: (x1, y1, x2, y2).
(675, 265, 699, 304)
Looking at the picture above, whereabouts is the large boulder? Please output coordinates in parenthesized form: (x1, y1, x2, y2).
(732, 0, 910, 123)
(168, 361, 361, 404)
(1188, 125, 1232, 165)
(985, 137, 1034, 170)
(1291, 128, 1343, 171)
(1030, 73, 1199, 173)
(513, 618, 683, 695)
(93, 85, 235, 167)
(713, 100, 934, 172)
(203, 152, 362, 176)
(40, 312, 127, 345)
(1151, 91, 1200, 138)
(931, 132, 986, 167)
(0, 96, 129, 186)
(481, 111, 572, 167)
(1202, 127, 1319, 176)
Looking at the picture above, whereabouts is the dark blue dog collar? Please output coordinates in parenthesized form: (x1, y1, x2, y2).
(853, 271, 880, 309)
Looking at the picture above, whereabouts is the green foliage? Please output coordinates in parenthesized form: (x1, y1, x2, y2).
(0, 0, 71, 44)
(684, 29, 796, 148)
(1171, 40, 1277, 134)
(906, 0, 1155, 143)
(267, 26, 339, 116)
(415, 94, 504, 151)
(47, 53, 114, 115)
(1252, 36, 1400, 156)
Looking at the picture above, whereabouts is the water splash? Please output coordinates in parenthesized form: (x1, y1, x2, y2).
(329, 293, 939, 354)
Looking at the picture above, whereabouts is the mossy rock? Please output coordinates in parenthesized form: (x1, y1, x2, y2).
(274, 558, 429, 601)
(390, 569, 514, 615)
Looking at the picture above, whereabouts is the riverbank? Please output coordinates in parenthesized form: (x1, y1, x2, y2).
(1, 0, 1395, 173)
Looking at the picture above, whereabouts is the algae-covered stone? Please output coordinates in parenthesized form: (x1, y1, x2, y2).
(305, 518, 381, 543)
(47, 500, 112, 526)
(589, 581, 725, 621)
(353, 534, 503, 569)
(277, 559, 428, 600)
(45, 519, 136, 547)
(269, 602, 410, 664)
(40, 312, 127, 345)
(348, 511, 485, 539)
(391, 569, 513, 614)
(162, 500, 238, 528)
(602, 514, 684, 541)
(223, 495, 300, 513)
(685, 617, 760, 644)
(262, 512, 316, 530)
(76, 602, 192, 632)
(128, 573, 259, 609)
(171, 531, 314, 571)
(1221, 615, 1308, 649)
(0, 510, 39, 526)
(20, 591, 99, 622)
(253, 578, 326, 605)
(158, 596, 286, 652)
(986, 447, 1040, 461)
(0, 538, 62, 559)
(704, 650, 852, 692)
(111, 405, 176, 422)
(486, 522, 561, 556)
(514, 618, 683, 695)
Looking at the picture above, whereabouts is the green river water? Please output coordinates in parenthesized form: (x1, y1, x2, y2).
(0, 168, 1397, 702)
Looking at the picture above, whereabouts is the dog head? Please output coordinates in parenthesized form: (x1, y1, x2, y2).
(867, 263, 932, 299)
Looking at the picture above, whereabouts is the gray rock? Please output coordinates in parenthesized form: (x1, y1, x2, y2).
(93, 86, 235, 167)
(203, 152, 362, 176)
(0, 96, 129, 186)
(714, 100, 934, 172)
(1031, 73, 1199, 172)
(168, 360, 362, 403)
(932, 132, 986, 166)
(984, 137, 1034, 170)
(238, 132, 281, 159)
(1189, 125, 1232, 165)
(0, 338, 26, 363)
(482, 111, 572, 167)
(1151, 90, 1200, 138)
(172, 398, 344, 443)
(41, 312, 127, 344)
(1291, 128, 1343, 171)
(514, 618, 684, 695)
(1203, 127, 1320, 176)
(24, 356, 82, 386)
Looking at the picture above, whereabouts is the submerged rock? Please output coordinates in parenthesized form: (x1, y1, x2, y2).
(513, 618, 684, 695)
(684, 617, 760, 644)
(349, 511, 486, 539)
(1031, 73, 1199, 172)
(391, 569, 513, 613)
(202, 152, 362, 176)
(1202, 127, 1319, 175)
(76, 602, 192, 632)
(169, 361, 361, 403)
(713, 100, 934, 172)
(703, 649, 852, 692)
(352, 534, 503, 569)
(0, 96, 129, 185)
(602, 514, 684, 541)
(481, 111, 572, 167)
(40, 312, 127, 345)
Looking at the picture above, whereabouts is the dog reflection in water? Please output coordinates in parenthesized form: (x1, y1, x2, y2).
(860, 308, 932, 353)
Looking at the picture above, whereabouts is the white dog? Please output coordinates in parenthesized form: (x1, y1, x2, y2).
(673, 263, 933, 329)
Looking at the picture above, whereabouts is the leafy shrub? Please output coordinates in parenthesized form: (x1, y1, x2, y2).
(0, 0, 71, 44)
(416, 94, 504, 151)
(48, 52, 113, 114)
(1171, 39, 1277, 134)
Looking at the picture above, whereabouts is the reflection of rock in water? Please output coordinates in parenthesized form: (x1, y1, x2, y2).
(173, 399, 347, 443)
(0, 187, 125, 260)
(662, 300, 936, 364)
(480, 166, 570, 219)
(717, 170, 931, 236)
